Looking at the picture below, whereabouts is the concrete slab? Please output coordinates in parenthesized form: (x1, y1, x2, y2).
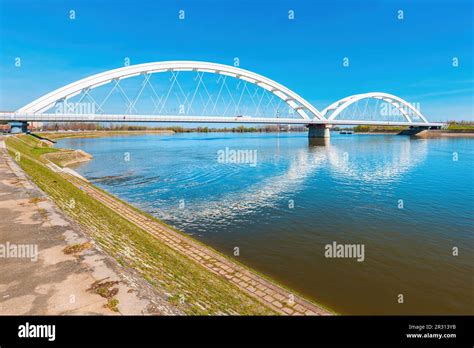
(0, 138, 182, 315)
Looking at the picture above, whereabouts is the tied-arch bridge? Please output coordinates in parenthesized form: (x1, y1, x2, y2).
(0, 60, 445, 137)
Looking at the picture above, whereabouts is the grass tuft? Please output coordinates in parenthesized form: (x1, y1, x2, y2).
(63, 242, 93, 255)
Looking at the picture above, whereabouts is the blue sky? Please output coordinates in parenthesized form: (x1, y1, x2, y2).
(0, 0, 472, 121)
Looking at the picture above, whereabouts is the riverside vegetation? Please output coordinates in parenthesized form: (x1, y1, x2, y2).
(352, 121, 474, 133)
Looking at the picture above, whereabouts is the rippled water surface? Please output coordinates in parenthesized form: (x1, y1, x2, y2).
(57, 132, 474, 314)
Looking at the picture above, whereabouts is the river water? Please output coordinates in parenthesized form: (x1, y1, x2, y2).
(56, 132, 473, 314)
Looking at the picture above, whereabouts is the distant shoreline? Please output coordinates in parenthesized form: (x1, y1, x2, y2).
(36, 129, 175, 140)
(353, 130, 474, 137)
(37, 128, 474, 141)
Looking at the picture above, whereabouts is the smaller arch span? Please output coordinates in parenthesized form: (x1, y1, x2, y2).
(320, 92, 428, 124)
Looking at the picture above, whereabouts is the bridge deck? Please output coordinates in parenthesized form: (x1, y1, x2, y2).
(0, 112, 445, 128)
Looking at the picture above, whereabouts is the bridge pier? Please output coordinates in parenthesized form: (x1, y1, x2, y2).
(308, 137, 330, 146)
(307, 124, 330, 138)
(8, 121, 28, 134)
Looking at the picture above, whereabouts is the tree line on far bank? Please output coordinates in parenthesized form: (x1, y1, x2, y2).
(37, 123, 309, 133)
(19, 120, 474, 133)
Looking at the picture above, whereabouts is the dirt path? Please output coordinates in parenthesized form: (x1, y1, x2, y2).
(0, 139, 182, 315)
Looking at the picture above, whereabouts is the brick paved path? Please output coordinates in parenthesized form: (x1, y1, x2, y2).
(62, 172, 331, 315)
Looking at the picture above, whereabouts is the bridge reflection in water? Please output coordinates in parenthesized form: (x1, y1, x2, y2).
(138, 135, 428, 223)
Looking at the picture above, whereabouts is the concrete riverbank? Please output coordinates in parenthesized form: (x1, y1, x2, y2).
(0, 138, 182, 315)
(1, 134, 332, 315)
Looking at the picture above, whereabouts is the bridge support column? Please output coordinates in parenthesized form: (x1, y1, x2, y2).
(9, 121, 28, 134)
(307, 124, 330, 138)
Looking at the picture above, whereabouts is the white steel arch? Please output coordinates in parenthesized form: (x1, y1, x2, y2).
(320, 92, 428, 123)
(17, 61, 325, 120)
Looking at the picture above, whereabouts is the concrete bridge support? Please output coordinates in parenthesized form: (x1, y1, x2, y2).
(308, 137, 330, 147)
(9, 121, 28, 134)
(307, 124, 330, 138)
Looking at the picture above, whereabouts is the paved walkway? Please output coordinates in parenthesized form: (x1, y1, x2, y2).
(61, 170, 330, 315)
(0, 139, 181, 315)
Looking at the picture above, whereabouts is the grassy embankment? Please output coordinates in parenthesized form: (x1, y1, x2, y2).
(352, 125, 406, 133)
(353, 121, 474, 133)
(445, 121, 474, 133)
(5, 134, 277, 315)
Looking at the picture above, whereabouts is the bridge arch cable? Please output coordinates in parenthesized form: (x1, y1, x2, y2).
(16, 61, 326, 122)
(320, 93, 428, 124)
